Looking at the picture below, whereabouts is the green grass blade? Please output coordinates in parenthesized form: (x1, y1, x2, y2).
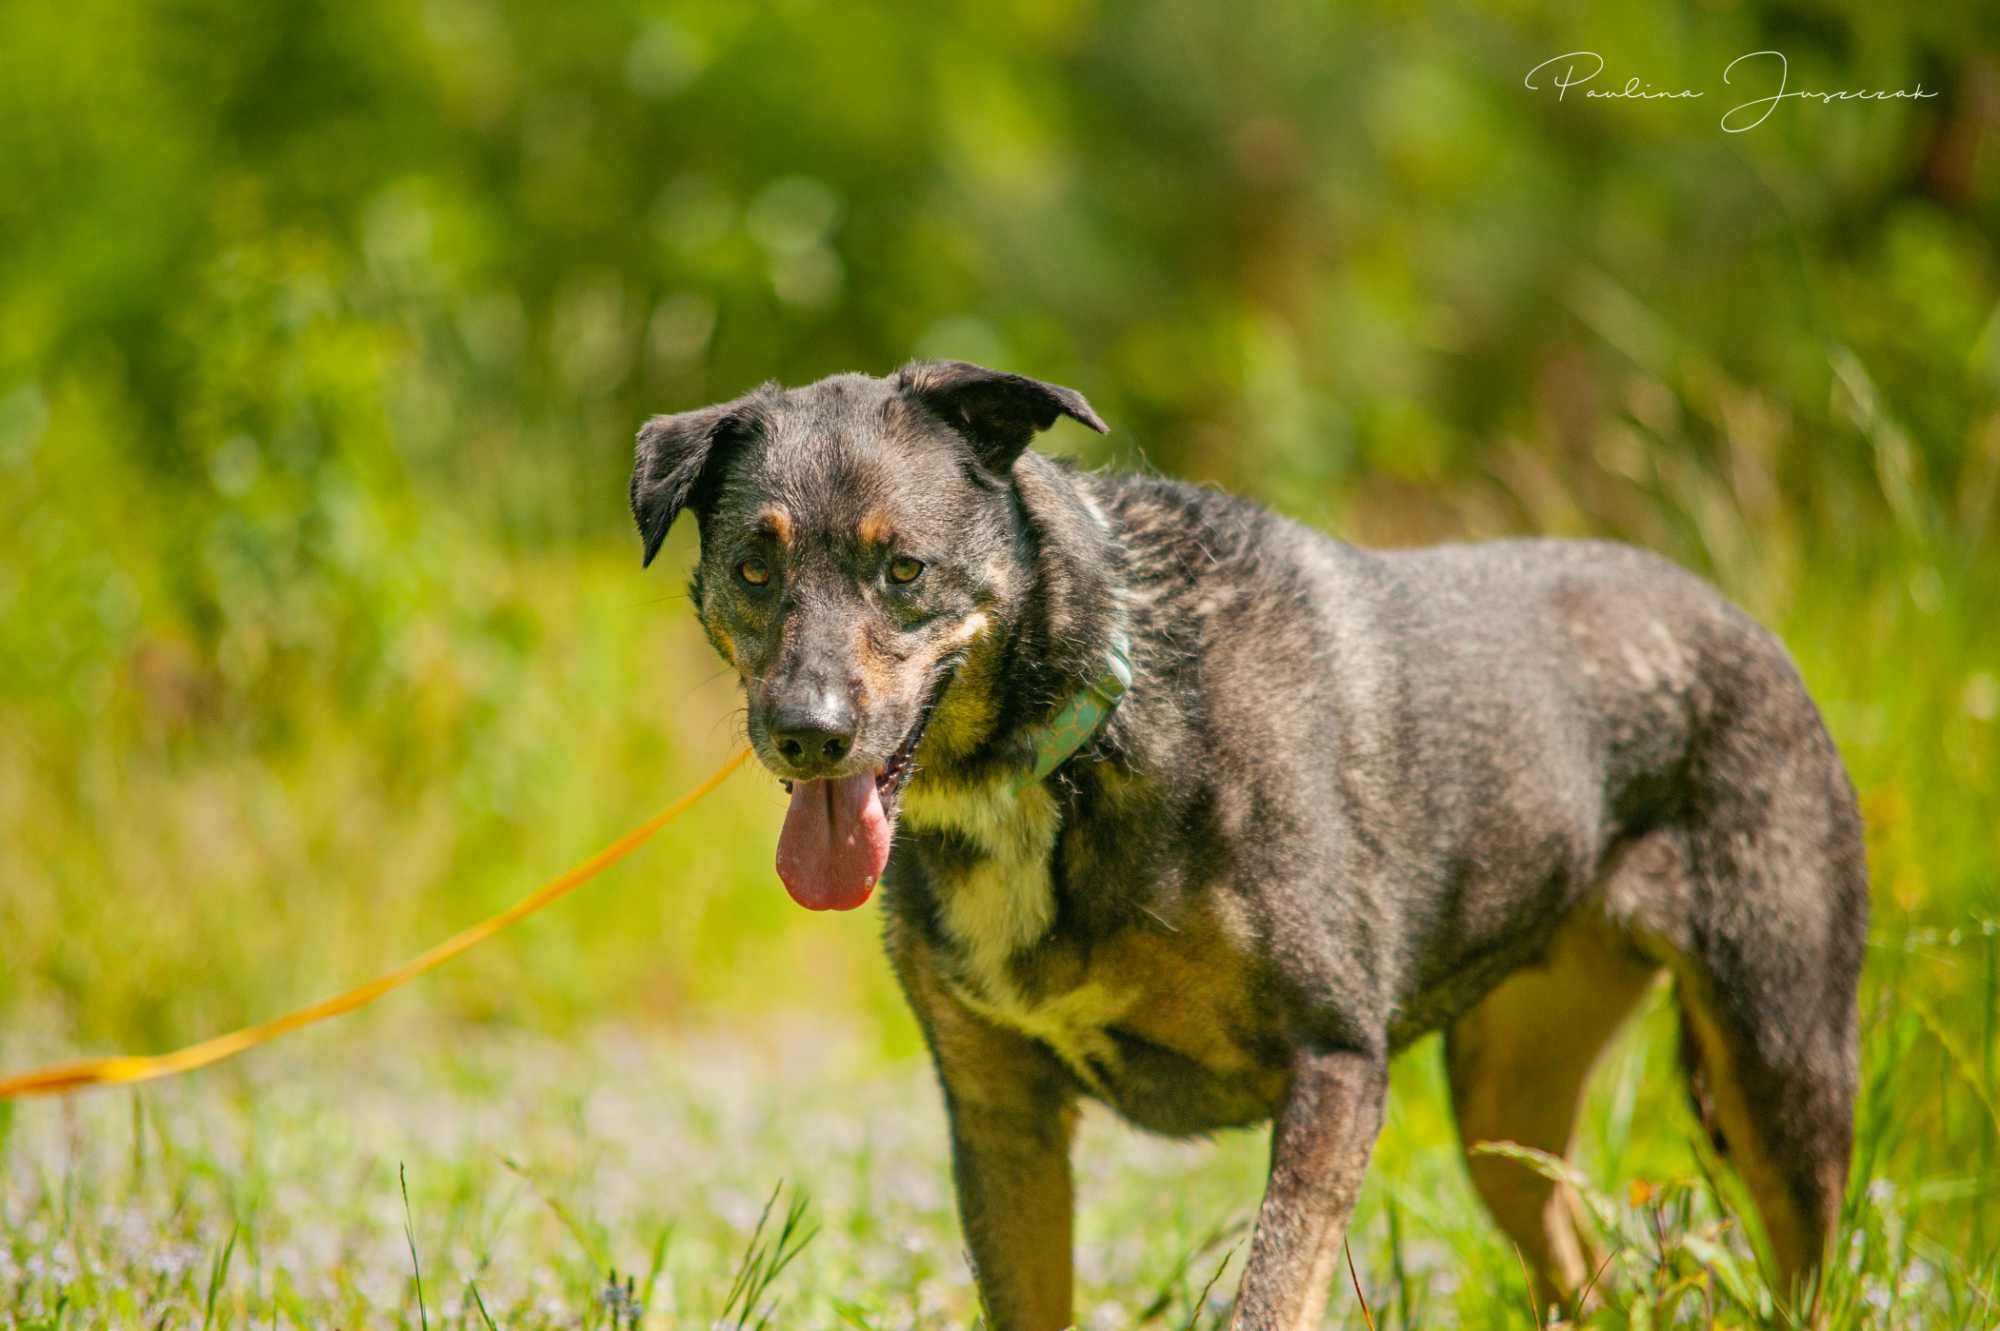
(200, 1224, 238, 1331)
(400, 1163, 429, 1331)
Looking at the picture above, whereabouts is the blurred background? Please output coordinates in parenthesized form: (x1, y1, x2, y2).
(0, 2, 1993, 1081)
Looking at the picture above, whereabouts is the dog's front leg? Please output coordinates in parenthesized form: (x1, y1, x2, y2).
(942, 1060, 1078, 1331)
(893, 935, 1078, 1331)
(1231, 1047, 1388, 1331)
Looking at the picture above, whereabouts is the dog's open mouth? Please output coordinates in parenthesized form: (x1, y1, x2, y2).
(773, 685, 944, 913)
(872, 692, 935, 820)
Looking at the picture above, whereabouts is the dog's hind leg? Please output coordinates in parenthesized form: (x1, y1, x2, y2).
(1655, 708, 1866, 1310)
(1447, 896, 1662, 1309)
(1595, 658, 1868, 1316)
(1669, 965, 1853, 1306)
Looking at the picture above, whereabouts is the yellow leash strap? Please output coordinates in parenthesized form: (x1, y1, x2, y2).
(0, 746, 753, 1100)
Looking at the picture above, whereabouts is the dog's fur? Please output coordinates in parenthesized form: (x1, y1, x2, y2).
(631, 362, 1866, 1330)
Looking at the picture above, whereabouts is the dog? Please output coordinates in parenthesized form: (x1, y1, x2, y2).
(629, 362, 1866, 1330)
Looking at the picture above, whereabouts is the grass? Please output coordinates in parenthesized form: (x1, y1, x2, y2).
(2, 952, 1997, 1329)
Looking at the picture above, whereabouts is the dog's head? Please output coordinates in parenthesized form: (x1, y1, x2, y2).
(630, 361, 1106, 910)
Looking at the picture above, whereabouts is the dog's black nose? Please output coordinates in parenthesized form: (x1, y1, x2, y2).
(769, 694, 858, 773)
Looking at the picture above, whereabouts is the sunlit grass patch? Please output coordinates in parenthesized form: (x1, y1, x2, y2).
(4, 987, 1997, 1328)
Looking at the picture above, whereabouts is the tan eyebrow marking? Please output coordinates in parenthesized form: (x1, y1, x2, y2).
(857, 509, 894, 546)
(757, 506, 793, 546)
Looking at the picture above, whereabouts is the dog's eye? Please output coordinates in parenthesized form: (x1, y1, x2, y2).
(737, 558, 771, 587)
(888, 556, 925, 585)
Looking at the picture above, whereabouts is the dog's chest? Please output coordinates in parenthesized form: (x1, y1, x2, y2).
(900, 775, 1271, 1111)
(900, 777, 1111, 1057)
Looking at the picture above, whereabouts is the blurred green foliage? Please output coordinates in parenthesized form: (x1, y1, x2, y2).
(0, 0, 1993, 1081)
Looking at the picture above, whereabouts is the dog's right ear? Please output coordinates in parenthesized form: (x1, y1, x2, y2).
(630, 401, 760, 567)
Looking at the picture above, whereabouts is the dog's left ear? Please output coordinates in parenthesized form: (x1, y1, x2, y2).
(897, 360, 1107, 476)
(630, 399, 762, 567)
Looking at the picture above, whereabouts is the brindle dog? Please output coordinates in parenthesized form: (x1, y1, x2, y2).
(629, 362, 1866, 1330)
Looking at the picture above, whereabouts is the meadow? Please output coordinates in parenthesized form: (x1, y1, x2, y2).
(2, 1, 1995, 1325)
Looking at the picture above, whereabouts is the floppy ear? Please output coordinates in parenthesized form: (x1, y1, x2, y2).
(629, 401, 759, 567)
(896, 360, 1107, 476)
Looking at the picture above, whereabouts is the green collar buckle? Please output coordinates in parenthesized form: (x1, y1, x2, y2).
(1015, 627, 1133, 794)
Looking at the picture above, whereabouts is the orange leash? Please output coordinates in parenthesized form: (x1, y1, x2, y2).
(0, 747, 753, 1100)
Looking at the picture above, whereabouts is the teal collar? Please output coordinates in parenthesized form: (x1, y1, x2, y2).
(1014, 628, 1133, 794)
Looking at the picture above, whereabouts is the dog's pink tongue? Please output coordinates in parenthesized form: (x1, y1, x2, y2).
(775, 773, 891, 911)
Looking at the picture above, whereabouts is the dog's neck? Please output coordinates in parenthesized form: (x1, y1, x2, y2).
(1008, 453, 1129, 696)
(917, 452, 1131, 790)
(895, 455, 1133, 1000)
